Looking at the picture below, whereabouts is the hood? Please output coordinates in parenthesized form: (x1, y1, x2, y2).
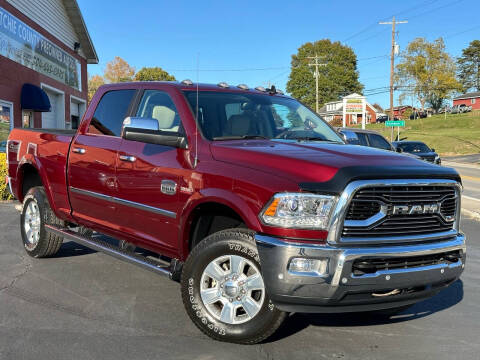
(210, 140, 458, 189)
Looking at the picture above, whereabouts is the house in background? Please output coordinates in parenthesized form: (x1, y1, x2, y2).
(453, 92, 480, 110)
(319, 93, 379, 126)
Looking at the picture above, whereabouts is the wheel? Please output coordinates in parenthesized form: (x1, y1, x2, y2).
(181, 229, 286, 344)
(20, 187, 64, 258)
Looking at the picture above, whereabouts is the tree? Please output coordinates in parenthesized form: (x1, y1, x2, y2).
(286, 39, 363, 111)
(457, 40, 480, 92)
(372, 103, 384, 113)
(395, 38, 461, 112)
(134, 67, 176, 82)
(88, 74, 104, 102)
(104, 56, 135, 83)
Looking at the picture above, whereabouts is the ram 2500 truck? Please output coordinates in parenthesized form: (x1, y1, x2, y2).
(6, 81, 466, 344)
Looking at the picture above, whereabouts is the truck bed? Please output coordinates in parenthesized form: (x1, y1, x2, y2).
(7, 127, 75, 221)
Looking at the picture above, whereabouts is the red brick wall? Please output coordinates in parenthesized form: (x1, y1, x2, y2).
(453, 98, 480, 110)
(0, 0, 88, 128)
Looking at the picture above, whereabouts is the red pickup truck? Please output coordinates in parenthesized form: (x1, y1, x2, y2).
(6, 81, 466, 344)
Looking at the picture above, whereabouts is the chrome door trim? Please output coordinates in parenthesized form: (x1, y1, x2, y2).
(326, 179, 461, 245)
(70, 187, 177, 219)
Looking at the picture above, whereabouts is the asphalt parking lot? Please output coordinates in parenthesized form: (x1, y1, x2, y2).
(0, 202, 479, 360)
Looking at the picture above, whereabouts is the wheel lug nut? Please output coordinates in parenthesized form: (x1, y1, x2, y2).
(236, 296, 241, 301)
(229, 298, 233, 302)
(241, 289, 246, 294)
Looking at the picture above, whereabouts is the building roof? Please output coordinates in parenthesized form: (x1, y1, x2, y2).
(63, 0, 98, 64)
(453, 91, 480, 100)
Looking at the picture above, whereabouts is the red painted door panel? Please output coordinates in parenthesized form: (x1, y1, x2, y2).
(68, 134, 120, 229)
(115, 141, 183, 252)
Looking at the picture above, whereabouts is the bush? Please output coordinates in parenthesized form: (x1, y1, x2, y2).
(0, 153, 13, 200)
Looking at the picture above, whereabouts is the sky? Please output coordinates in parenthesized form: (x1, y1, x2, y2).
(78, 0, 480, 109)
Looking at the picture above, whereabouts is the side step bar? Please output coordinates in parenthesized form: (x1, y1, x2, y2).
(45, 224, 173, 278)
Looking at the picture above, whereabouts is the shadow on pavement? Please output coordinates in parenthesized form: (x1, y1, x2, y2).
(267, 279, 464, 342)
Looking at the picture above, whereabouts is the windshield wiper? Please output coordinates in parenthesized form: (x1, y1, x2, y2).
(212, 135, 270, 141)
(292, 137, 331, 142)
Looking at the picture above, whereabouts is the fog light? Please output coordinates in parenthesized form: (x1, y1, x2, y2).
(288, 258, 328, 276)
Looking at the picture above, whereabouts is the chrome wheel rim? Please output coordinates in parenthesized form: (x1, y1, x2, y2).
(24, 200, 41, 248)
(200, 254, 265, 325)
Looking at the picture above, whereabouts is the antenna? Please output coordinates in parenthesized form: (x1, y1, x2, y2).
(194, 53, 199, 168)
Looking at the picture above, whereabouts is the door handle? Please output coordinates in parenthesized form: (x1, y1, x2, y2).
(119, 155, 136, 162)
(73, 148, 86, 154)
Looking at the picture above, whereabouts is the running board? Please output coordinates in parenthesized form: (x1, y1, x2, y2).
(45, 224, 172, 278)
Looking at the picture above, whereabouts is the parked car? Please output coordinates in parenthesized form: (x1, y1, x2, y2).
(393, 141, 441, 164)
(0, 141, 6, 153)
(337, 128, 397, 151)
(6, 81, 465, 344)
(376, 114, 388, 123)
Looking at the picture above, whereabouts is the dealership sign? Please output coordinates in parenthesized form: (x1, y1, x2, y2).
(344, 99, 363, 113)
(342, 94, 367, 129)
(0, 6, 81, 90)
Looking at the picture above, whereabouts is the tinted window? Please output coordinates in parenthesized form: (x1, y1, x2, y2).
(397, 142, 430, 153)
(184, 91, 342, 143)
(136, 90, 182, 133)
(368, 134, 392, 150)
(356, 132, 369, 146)
(88, 90, 135, 136)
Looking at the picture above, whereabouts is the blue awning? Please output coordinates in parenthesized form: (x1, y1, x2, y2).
(21, 84, 51, 112)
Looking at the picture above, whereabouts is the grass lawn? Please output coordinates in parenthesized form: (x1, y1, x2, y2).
(0, 122, 10, 142)
(355, 111, 480, 156)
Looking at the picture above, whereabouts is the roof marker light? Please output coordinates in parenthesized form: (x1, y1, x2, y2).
(218, 82, 230, 88)
(237, 84, 249, 90)
(255, 86, 266, 92)
(181, 79, 193, 85)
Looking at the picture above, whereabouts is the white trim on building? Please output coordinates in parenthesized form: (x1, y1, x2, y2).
(41, 83, 65, 129)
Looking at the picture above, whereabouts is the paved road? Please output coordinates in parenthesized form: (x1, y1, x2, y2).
(443, 161, 480, 218)
(0, 203, 479, 360)
(444, 154, 480, 165)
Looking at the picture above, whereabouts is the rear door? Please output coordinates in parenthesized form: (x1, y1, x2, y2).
(367, 133, 393, 151)
(68, 89, 136, 231)
(115, 88, 185, 253)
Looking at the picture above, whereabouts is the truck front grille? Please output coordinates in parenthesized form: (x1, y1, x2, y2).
(342, 185, 457, 239)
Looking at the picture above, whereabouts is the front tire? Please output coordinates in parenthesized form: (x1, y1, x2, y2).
(181, 229, 286, 344)
(20, 187, 64, 258)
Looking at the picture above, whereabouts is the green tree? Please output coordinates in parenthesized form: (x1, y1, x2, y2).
(286, 39, 363, 111)
(395, 38, 461, 112)
(134, 67, 176, 81)
(104, 56, 135, 83)
(87, 74, 105, 102)
(457, 40, 480, 92)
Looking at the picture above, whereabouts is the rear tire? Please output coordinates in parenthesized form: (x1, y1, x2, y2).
(181, 229, 286, 344)
(20, 187, 64, 258)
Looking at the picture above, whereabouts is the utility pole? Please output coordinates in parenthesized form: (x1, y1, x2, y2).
(379, 17, 407, 121)
(308, 55, 327, 113)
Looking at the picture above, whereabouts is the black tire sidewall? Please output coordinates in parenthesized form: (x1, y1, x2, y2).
(20, 187, 53, 257)
(181, 230, 283, 343)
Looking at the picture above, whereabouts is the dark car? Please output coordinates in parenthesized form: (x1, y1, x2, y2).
(337, 128, 396, 151)
(0, 141, 6, 153)
(393, 141, 441, 164)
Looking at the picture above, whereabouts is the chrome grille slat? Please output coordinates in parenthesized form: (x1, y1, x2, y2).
(341, 184, 457, 239)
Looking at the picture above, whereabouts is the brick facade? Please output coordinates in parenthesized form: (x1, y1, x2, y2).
(0, 0, 88, 129)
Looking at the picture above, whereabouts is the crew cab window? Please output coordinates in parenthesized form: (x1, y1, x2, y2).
(88, 90, 136, 136)
(368, 134, 392, 150)
(136, 90, 182, 133)
(356, 132, 369, 146)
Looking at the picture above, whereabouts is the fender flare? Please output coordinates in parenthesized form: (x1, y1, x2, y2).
(178, 188, 263, 259)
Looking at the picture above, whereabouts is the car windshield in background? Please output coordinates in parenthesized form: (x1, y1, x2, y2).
(397, 142, 431, 153)
(183, 91, 343, 143)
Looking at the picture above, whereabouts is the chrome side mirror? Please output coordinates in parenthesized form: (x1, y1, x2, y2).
(121, 117, 159, 137)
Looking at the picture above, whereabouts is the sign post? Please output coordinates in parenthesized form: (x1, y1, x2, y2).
(385, 120, 405, 142)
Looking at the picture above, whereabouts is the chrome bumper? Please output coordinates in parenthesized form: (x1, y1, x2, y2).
(256, 234, 466, 313)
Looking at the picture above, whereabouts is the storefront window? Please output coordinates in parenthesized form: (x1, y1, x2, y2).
(23, 110, 34, 128)
(0, 100, 13, 144)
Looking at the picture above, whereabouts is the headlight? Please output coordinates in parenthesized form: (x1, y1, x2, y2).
(260, 193, 336, 229)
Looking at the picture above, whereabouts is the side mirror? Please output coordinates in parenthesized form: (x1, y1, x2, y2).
(396, 147, 403, 153)
(121, 117, 187, 149)
(431, 148, 435, 152)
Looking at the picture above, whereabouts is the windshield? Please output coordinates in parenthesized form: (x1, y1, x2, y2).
(183, 91, 343, 143)
(396, 142, 431, 153)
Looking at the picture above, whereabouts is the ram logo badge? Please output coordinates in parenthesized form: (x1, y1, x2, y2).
(392, 203, 440, 215)
(161, 180, 177, 195)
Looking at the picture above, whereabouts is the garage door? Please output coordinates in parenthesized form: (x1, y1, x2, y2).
(42, 89, 63, 128)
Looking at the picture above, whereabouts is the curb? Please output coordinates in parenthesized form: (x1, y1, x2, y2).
(461, 208, 480, 222)
(443, 161, 480, 170)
